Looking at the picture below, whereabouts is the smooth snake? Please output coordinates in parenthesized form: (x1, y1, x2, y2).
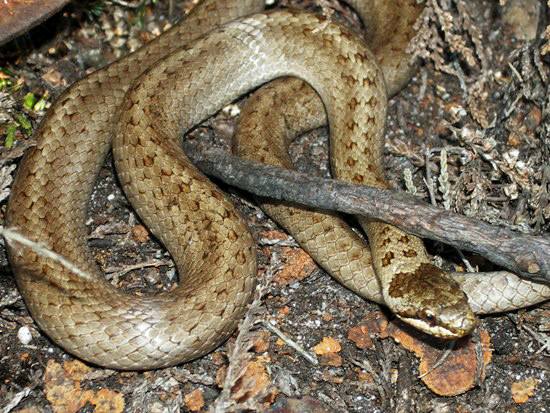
(5, 0, 550, 369)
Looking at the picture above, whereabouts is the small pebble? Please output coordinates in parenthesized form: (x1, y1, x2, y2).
(18, 326, 33, 345)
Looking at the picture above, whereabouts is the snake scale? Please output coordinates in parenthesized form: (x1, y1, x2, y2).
(6, 0, 550, 369)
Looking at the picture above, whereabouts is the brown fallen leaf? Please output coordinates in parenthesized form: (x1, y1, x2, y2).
(322, 312, 333, 322)
(356, 370, 374, 383)
(386, 323, 492, 396)
(259, 229, 292, 243)
(44, 359, 124, 413)
(230, 358, 271, 405)
(252, 330, 271, 353)
(511, 377, 540, 404)
(184, 388, 205, 412)
(274, 247, 317, 286)
(131, 224, 150, 243)
(215, 364, 227, 388)
(312, 337, 341, 355)
(347, 324, 374, 350)
(319, 352, 343, 367)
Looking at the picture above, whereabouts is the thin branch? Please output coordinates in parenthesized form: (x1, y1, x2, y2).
(183, 145, 550, 283)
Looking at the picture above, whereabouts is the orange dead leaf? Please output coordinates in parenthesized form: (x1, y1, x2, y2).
(357, 370, 374, 383)
(63, 360, 92, 381)
(511, 377, 540, 404)
(347, 324, 374, 350)
(131, 224, 150, 243)
(322, 312, 333, 322)
(211, 352, 226, 366)
(252, 331, 270, 353)
(387, 323, 492, 396)
(91, 389, 125, 413)
(259, 229, 291, 243)
(230, 359, 271, 404)
(277, 306, 290, 318)
(313, 337, 341, 355)
(42, 68, 65, 87)
(215, 364, 227, 388)
(274, 248, 317, 286)
(184, 388, 205, 412)
(44, 359, 124, 413)
(19, 352, 30, 362)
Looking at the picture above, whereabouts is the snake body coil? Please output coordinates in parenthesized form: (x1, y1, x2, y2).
(6, 0, 550, 369)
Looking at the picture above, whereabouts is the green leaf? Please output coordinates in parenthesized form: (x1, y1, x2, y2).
(34, 96, 48, 111)
(16, 114, 32, 133)
(5, 124, 17, 148)
(23, 92, 36, 110)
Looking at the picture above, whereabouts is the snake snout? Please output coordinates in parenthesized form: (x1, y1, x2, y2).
(397, 305, 477, 339)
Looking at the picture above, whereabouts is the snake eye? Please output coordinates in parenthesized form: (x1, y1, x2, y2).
(424, 311, 436, 325)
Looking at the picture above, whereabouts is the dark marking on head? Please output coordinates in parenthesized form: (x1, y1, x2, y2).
(381, 251, 395, 267)
(403, 249, 417, 258)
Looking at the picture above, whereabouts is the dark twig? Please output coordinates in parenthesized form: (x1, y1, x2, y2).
(183, 145, 550, 283)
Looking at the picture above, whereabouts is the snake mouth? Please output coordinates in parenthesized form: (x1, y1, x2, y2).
(396, 310, 478, 339)
(397, 316, 466, 339)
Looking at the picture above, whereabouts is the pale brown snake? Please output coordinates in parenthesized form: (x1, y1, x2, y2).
(5, 0, 550, 369)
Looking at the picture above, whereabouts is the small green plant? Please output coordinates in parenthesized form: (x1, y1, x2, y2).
(4, 124, 17, 148)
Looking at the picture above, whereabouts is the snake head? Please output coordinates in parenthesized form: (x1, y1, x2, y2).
(386, 263, 478, 339)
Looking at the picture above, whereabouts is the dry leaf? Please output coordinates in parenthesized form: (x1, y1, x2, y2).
(347, 325, 374, 350)
(230, 359, 271, 404)
(511, 377, 540, 404)
(252, 331, 271, 353)
(44, 359, 124, 413)
(387, 324, 492, 396)
(184, 388, 205, 412)
(131, 225, 150, 243)
(312, 337, 341, 355)
(274, 248, 317, 286)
